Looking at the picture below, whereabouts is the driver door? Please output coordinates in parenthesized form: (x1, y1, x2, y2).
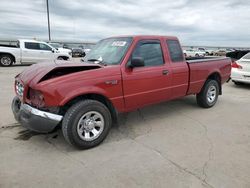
(122, 40, 172, 110)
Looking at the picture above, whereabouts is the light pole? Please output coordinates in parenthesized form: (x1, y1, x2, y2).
(46, 0, 51, 41)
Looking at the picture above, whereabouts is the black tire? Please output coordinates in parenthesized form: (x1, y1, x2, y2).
(196, 79, 219, 108)
(0, 54, 14, 67)
(195, 54, 199, 57)
(233, 81, 243, 85)
(11, 96, 21, 122)
(62, 100, 112, 149)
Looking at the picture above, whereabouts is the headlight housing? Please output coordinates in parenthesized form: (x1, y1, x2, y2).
(15, 81, 24, 97)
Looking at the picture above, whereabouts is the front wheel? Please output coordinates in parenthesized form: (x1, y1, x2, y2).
(0, 54, 14, 66)
(62, 100, 112, 149)
(196, 79, 219, 108)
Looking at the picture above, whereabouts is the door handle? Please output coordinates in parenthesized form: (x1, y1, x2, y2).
(162, 70, 169, 75)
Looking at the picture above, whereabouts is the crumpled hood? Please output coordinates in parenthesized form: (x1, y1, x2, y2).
(18, 61, 102, 86)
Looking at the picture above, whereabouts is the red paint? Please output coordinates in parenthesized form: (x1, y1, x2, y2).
(15, 35, 232, 113)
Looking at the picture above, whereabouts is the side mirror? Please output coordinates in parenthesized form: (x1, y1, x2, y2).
(51, 48, 56, 53)
(130, 57, 145, 68)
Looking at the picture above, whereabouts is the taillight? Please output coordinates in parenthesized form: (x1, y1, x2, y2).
(232, 62, 242, 69)
(29, 88, 45, 108)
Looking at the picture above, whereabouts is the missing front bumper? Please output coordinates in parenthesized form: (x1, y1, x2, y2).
(11, 96, 63, 133)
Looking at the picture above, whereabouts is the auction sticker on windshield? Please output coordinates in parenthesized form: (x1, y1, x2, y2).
(112, 41, 127, 47)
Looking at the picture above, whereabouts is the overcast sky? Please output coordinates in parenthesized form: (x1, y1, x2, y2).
(0, 0, 249, 47)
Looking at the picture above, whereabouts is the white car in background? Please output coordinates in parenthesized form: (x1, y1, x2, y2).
(183, 49, 206, 57)
(231, 52, 250, 85)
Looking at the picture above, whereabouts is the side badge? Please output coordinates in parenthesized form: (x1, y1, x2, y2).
(105, 80, 118, 85)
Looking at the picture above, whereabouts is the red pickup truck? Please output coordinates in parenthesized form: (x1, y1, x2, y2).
(12, 35, 231, 149)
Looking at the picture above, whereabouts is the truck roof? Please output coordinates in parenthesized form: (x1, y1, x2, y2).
(107, 35, 179, 40)
(18, 39, 46, 43)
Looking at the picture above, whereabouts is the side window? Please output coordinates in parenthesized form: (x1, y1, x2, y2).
(132, 41, 164, 67)
(166, 40, 184, 62)
(39, 43, 52, 51)
(24, 42, 40, 50)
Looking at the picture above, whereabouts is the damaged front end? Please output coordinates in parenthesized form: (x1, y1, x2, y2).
(39, 65, 101, 82)
(11, 96, 63, 133)
(12, 63, 102, 133)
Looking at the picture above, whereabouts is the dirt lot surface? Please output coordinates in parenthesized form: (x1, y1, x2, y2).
(0, 62, 250, 188)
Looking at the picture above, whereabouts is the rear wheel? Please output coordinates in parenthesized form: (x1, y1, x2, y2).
(196, 79, 219, 108)
(62, 100, 112, 149)
(0, 54, 14, 66)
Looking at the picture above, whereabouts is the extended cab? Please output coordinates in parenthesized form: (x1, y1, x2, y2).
(12, 35, 231, 149)
(0, 39, 71, 66)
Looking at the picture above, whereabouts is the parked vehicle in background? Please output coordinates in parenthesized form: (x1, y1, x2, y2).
(214, 50, 227, 56)
(197, 48, 214, 56)
(79, 43, 96, 54)
(0, 40, 71, 66)
(48, 42, 72, 56)
(12, 35, 231, 149)
(226, 50, 250, 61)
(72, 48, 85, 57)
(183, 49, 206, 57)
(231, 52, 250, 85)
(63, 43, 85, 57)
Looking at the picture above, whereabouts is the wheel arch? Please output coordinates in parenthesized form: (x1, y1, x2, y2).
(57, 56, 69, 60)
(206, 72, 222, 94)
(60, 93, 118, 122)
(0, 52, 16, 63)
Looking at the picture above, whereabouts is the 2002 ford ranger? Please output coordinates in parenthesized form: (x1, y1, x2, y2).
(12, 35, 231, 149)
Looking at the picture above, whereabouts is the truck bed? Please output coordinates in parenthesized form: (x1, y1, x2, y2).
(186, 56, 228, 63)
(186, 57, 232, 95)
(0, 44, 18, 48)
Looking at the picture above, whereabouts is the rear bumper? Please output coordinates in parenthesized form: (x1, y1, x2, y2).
(11, 96, 63, 133)
(231, 68, 250, 84)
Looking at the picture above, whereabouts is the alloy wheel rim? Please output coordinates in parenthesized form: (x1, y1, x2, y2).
(1, 57, 11, 65)
(77, 111, 104, 141)
(207, 85, 216, 103)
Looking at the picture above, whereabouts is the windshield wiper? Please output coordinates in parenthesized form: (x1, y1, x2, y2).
(87, 58, 107, 66)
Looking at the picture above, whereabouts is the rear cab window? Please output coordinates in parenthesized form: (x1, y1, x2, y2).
(24, 42, 40, 50)
(166, 40, 184, 62)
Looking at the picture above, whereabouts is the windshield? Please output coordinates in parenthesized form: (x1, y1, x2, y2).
(83, 37, 132, 65)
(49, 43, 62, 48)
(242, 52, 250, 60)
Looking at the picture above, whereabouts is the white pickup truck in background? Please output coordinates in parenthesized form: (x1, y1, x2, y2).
(0, 39, 72, 66)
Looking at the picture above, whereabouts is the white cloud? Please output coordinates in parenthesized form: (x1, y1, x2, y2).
(0, 0, 249, 47)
